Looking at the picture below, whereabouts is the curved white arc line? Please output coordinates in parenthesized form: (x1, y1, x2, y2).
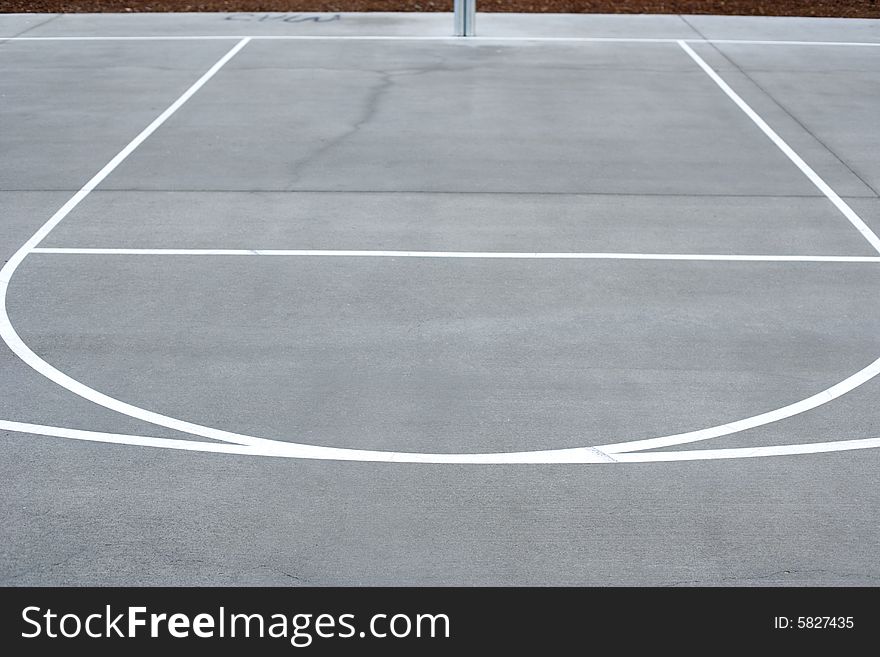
(599, 354, 880, 453)
(4, 287, 880, 458)
(0, 315, 302, 452)
(3, 419, 880, 464)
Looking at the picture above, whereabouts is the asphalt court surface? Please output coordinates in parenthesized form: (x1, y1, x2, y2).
(2, 12, 880, 584)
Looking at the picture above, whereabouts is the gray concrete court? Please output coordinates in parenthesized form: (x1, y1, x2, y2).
(2, 12, 880, 585)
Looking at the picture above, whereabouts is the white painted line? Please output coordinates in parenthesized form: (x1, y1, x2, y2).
(249, 35, 680, 43)
(4, 35, 880, 47)
(0, 419, 615, 463)
(3, 419, 879, 464)
(0, 420, 259, 456)
(704, 39, 880, 48)
(610, 437, 880, 463)
(3, 35, 662, 43)
(600, 353, 880, 453)
(678, 40, 880, 255)
(4, 35, 249, 41)
(28, 248, 880, 263)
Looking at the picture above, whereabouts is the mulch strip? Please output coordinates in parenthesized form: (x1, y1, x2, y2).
(2, 1, 879, 19)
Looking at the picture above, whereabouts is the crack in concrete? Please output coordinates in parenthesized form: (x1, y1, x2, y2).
(0, 14, 62, 46)
(286, 70, 395, 186)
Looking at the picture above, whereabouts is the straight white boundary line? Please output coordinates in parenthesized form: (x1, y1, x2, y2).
(2, 36, 880, 463)
(678, 40, 880, 255)
(612, 437, 880, 463)
(2, 419, 879, 464)
(4, 35, 880, 47)
(29, 248, 880, 263)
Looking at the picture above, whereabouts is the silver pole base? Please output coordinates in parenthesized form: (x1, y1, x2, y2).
(454, 0, 476, 37)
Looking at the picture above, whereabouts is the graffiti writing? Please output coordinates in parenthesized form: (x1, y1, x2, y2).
(224, 13, 343, 24)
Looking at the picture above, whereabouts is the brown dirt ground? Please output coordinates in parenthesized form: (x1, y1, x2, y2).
(1, 1, 879, 19)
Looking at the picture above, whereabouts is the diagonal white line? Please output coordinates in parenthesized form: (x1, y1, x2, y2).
(678, 40, 880, 255)
(610, 437, 880, 462)
(1, 37, 251, 281)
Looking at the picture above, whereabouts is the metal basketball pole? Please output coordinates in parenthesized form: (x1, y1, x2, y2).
(454, 0, 476, 36)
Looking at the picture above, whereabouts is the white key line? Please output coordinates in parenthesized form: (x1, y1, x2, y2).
(29, 248, 880, 262)
(4, 35, 880, 47)
(679, 40, 880, 255)
(2, 418, 879, 464)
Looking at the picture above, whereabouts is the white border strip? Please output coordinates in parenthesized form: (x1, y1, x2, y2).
(678, 40, 880, 255)
(2, 419, 879, 464)
(29, 248, 880, 262)
(4, 35, 880, 46)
